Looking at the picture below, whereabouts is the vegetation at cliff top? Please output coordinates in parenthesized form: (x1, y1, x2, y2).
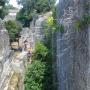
(16, 0, 54, 27)
(0, 0, 9, 19)
(5, 20, 22, 42)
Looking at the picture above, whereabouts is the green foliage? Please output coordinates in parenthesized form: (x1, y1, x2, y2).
(33, 42, 49, 60)
(75, 15, 90, 29)
(25, 41, 53, 90)
(0, 7, 8, 19)
(17, 0, 54, 13)
(16, 8, 33, 27)
(5, 20, 22, 41)
(43, 17, 64, 35)
(24, 61, 46, 90)
(0, 0, 9, 19)
(52, 8, 64, 32)
(16, 0, 54, 27)
(47, 16, 54, 26)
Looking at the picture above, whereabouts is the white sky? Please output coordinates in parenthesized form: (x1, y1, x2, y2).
(9, 0, 22, 9)
(10, 0, 59, 8)
(9, 0, 18, 7)
(55, 0, 59, 6)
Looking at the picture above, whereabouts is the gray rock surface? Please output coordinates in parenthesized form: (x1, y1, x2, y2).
(19, 28, 34, 51)
(30, 12, 52, 43)
(53, 0, 90, 90)
(0, 19, 27, 90)
(0, 19, 11, 90)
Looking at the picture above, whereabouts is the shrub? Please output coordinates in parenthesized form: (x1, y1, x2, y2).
(5, 20, 22, 41)
(25, 41, 53, 90)
(33, 42, 49, 60)
(24, 61, 46, 90)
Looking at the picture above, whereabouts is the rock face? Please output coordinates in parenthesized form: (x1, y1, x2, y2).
(30, 12, 52, 43)
(34, 15, 46, 42)
(19, 28, 34, 51)
(0, 19, 12, 90)
(0, 19, 27, 90)
(53, 0, 90, 90)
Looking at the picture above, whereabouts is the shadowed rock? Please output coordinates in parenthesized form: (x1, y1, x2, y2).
(53, 0, 90, 90)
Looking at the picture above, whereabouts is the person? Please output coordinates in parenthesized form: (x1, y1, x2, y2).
(24, 40, 28, 51)
(27, 51, 32, 63)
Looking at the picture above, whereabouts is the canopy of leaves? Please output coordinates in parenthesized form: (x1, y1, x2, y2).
(16, 0, 54, 27)
(16, 8, 33, 27)
(5, 20, 22, 41)
(17, 0, 54, 13)
(0, 0, 9, 19)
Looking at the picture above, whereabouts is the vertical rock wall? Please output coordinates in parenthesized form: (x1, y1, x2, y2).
(0, 19, 27, 90)
(0, 19, 12, 90)
(30, 12, 52, 44)
(53, 0, 90, 90)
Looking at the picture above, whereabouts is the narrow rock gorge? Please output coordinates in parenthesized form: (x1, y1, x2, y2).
(1, 0, 90, 90)
(53, 0, 90, 90)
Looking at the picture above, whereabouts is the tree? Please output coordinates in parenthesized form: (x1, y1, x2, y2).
(16, 0, 54, 27)
(0, 0, 9, 19)
(5, 20, 22, 42)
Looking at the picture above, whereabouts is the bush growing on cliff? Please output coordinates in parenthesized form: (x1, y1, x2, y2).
(5, 20, 22, 41)
(25, 42, 53, 90)
(32, 42, 49, 61)
(24, 61, 46, 90)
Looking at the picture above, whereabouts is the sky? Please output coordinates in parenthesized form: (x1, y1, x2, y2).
(55, 0, 59, 6)
(9, 0, 22, 9)
(9, 0, 18, 7)
(9, 0, 59, 8)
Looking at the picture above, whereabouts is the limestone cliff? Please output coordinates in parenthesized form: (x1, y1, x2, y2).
(53, 0, 90, 90)
(30, 12, 52, 43)
(0, 19, 12, 90)
(0, 19, 27, 90)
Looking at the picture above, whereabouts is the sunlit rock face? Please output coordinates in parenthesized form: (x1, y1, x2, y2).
(53, 0, 90, 90)
(0, 19, 27, 90)
(34, 15, 46, 42)
(0, 19, 11, 90)
(0, 19, 10, 59)
(0, 19, 10, 75)
(30, 12, 52, 43)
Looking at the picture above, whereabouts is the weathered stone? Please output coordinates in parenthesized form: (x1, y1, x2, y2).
(19, 28, 34, 51)
(0, 19, 27, 90)
(53, 0, 90, 90)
